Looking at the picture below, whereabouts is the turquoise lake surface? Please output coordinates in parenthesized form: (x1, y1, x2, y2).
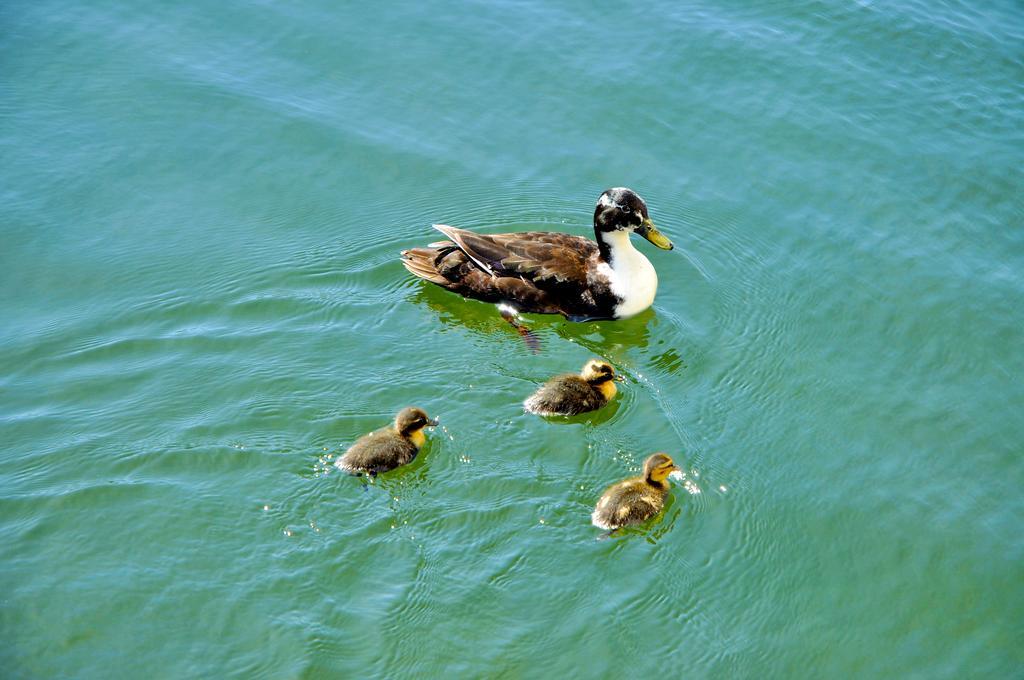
(2, 0, 1022, 677)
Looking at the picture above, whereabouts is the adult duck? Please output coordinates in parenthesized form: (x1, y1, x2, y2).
(401, 187, 673, 322)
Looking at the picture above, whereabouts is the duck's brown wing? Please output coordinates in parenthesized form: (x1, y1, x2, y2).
(432, 225, 598, 290)
(401, 225, 611, 318)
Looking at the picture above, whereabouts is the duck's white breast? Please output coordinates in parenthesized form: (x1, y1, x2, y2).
(596, 230, 659, 318)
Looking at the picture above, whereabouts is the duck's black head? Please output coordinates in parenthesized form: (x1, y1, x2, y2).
(394, 407, 438, 436)
(593, 187, 673, 253)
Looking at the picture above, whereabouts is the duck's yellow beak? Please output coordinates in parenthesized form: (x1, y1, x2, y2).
(636, 218, 673, 250)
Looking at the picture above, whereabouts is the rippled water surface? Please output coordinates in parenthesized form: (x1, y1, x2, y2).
(3, 0, 1023, 676)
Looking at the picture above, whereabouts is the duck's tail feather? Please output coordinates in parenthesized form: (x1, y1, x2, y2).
(432, 224, 497, 276)
(401, 248, 449, 285)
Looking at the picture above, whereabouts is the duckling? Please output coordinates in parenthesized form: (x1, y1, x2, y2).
(523, 359, 623, 416)
(335, 407, 438, 476)
(591, 453, 681, 531)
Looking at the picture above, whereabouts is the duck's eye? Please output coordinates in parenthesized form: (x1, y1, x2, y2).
(621, 205, 631, 213)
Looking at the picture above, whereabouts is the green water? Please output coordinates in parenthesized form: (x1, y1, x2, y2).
(3, 0, 1023, 676)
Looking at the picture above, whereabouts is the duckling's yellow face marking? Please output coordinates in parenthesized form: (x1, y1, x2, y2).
(644, 453, 679, 483)
(581, 360, 618, 400)
(394, 406, 438, 447)
(596, 379, 617, 401)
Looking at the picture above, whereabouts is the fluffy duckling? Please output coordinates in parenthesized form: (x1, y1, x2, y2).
(335, 407, 438, 476)
(591, 453, 681, 531)
(523, 359, 623, 416)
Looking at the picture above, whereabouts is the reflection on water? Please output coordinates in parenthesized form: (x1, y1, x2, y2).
(646, 504, 682, 545)
(411, 286, 533, 346)
(554, 309, 655, 354)
(409, 283, 659, 358)
(649, 347, 687, 374)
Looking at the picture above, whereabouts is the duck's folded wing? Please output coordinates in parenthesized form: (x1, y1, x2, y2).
(432, 225, 597, 288)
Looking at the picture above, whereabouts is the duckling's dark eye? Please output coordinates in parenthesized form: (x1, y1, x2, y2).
(621, 205, 631, 213)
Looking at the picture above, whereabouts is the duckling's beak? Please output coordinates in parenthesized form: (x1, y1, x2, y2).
(613, 374, 626, 383)
(426, 417, 439, 427)
(636, 218, 674, 250)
